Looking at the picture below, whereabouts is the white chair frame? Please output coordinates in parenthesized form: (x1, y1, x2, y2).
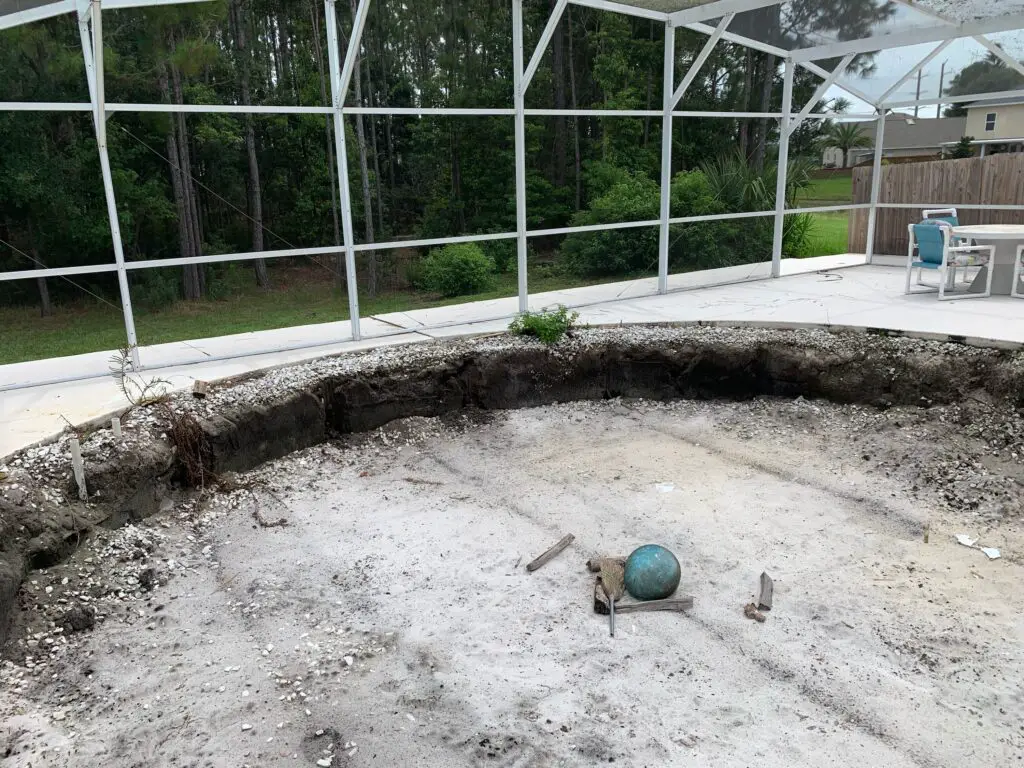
(905, 224, 995, 301)
(1012, 244, 1024, 299)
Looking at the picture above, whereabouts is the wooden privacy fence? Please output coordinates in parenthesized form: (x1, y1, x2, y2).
(849, 154, 1024, 255)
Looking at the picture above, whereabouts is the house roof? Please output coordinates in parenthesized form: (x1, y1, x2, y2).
(966, 96, 1024, 108)
(846, 115, 968, 150)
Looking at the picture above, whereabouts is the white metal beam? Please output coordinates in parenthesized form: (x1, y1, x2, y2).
(771, 59, 794, 278)
(567, 0, 666, 22)
(685, 20, 787, 57)
(101, 0, 213, 7)
(789, 53, 854, 132)
(657, 21, 675, 294)
(885, 87, 1024, 109)
(0, 0, 74, 31)
(523, 0, 568, 92)
(801, 61, 878, 106)
(684, 21, 878, 106)
(84, 0, 140, 366)
(513, 0, 529, 311)
(669, 0, 779, 27)
(0, 263, 118, 282)
(339, 0, 372, 101)
(865, 114, 886, 264)
(671, 13, 734, 109)
(973, 35, 1024, 80)
(876, 40, 952, 105)
(325, 0, 362, 339)
(791, 14, 1024, 64)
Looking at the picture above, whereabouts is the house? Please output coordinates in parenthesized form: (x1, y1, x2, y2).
(951, 97, 1024, 156)
(822, 114, 968, 167)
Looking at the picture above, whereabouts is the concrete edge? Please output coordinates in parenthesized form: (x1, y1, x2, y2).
(3, 319, 1021, 464)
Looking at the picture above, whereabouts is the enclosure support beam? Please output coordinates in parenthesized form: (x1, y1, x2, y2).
(513, 0, 529, 312)
(973, 35, 1024, 80)
(876, 41, 952, 105)
(568, 0, 666, 22)
(657, 21, 676, 294)
(865, 114, 887, 264)
(82, 0, 140, 369)
(790, 53, 855, 132)
(668, 0, 776, 26)
(523, 0, 568, 91)
(791, 14, 1024, 63)
(326, 0, 363, 339)
(670, 14, 733, 109)
(771, 59, 795, 279)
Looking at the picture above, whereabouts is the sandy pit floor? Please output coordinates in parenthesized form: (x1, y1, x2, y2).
(2, 397, 1023, 767)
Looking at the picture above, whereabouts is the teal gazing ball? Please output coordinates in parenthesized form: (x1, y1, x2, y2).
(624, 544, 681, 601)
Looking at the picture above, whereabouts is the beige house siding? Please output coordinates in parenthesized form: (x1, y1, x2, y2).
(966, 104, 1024, 140)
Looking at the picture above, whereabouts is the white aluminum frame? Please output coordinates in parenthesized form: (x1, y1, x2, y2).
(2, 0, 1024, 386)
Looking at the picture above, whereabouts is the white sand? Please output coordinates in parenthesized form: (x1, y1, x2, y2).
(2, 400, 1021, 767)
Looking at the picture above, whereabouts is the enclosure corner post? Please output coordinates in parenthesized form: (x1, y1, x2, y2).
(325, 0, 365, 340)
(657, 20, 675, 295)
(512, 0, 529, 313)
(771, 58, 795, 278)
(83, 0, 140, 368)
(865, 111, 887, 264)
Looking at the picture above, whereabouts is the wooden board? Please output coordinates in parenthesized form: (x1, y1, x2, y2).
(593, 579, 693, 615)
(526, 534, 574, 572)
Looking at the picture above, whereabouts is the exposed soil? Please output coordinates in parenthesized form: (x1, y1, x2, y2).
(0, 326, 1022, 766)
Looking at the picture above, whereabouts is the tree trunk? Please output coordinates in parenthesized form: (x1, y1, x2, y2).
(551, 0, 568, 187)
(349, 0, 376, 297)
(738, 48, 753, 158)
(366, 64, 385, 235)
(752, 53, 775, 171)
(568, 5, 582, 211)
(27, 223, 51, 317)
(231, 0, 270, 288)
(309, 0, 343, 283)
(161, 61, 201, 301)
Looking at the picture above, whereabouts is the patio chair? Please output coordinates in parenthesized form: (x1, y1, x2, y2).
(1013, 245, 1024, 299)
(923, 208, 968, 285)
(905, 221, 995, 300)
(923, 208, 959, 227)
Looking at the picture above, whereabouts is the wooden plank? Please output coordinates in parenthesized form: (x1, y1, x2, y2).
(526, 534, 574, 572)
(758, 571, 773, 611)
(593, 579, 694, 615)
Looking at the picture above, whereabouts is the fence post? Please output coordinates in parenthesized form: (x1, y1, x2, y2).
(771, 58, 794, 278)
(657, 21, 675, 294)
(865, 113, 887, 263)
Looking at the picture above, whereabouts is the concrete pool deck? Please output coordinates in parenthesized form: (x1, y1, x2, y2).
(2, 254, 1022, 459)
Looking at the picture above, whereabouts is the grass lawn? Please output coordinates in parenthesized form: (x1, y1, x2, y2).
(0, 264, 614, 365)
(802, 212, 850, 256)
(803, 172, 853, 207)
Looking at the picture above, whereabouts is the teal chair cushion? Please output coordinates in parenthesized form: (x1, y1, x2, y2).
(912, 221, 946, 266)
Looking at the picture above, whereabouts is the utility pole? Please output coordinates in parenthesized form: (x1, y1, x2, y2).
(914, 69, 923, 118)
(936, 60, 947, 118)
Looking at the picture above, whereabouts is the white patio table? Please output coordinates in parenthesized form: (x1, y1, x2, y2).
(951, 224, 1024, 296)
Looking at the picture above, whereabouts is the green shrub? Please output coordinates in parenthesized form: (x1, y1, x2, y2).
(480, 238, 517, 273)
(416, 243, 495, 297)
(134, 269, 180, 308)
(561, 174, 661, 276)
(509, 305, 579, 344)
(560, 157, 815, 277)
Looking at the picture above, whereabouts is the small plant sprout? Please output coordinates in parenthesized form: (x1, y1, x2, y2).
(509, 305, 580, 344)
